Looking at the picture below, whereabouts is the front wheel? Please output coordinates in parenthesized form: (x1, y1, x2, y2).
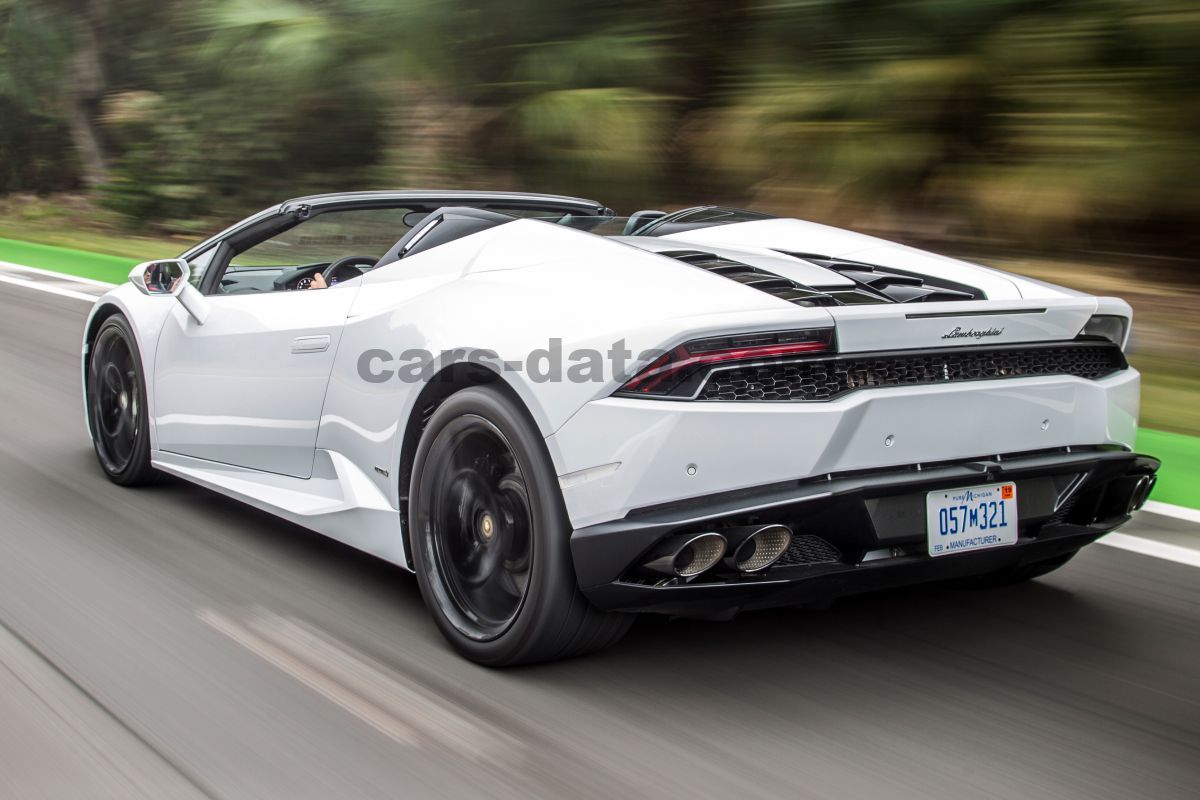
(409, 385, 631, 666)
(86, 314, 158, 486)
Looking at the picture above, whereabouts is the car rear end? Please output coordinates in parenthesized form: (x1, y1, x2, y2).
(548, 246, 1157, 615)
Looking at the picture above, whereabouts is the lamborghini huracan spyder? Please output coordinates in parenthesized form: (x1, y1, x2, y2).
(83, 190, 1159, 664)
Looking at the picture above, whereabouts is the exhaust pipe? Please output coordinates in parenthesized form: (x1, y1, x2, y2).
(642, 532, 727, 578)
(724, 525, 793, 573)
(1127, 475, 1156, 514)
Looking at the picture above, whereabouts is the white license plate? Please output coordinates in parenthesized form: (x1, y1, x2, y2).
(926, 482, 1018, 557)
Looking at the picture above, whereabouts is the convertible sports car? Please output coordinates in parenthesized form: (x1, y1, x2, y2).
(83, 190, 1159, 665)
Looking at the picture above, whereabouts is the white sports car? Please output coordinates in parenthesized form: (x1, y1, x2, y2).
(83, 190, 1159, 665)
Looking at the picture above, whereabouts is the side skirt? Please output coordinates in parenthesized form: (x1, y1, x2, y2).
(152, 449, 410, 569)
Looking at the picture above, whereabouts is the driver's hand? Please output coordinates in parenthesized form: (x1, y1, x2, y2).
(309, 272, 328, 290)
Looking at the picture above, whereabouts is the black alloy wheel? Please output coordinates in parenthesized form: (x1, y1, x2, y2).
(410, 385, 631, 666)
(424, 415, 533, 640)
(87, 315, 157, 485)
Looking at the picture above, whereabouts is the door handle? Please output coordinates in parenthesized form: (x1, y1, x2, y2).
(291, 335, 331, 354)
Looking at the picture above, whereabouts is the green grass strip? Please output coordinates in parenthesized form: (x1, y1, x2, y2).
(1136, 428, 1200, 510)
(0, 237, 137, 284)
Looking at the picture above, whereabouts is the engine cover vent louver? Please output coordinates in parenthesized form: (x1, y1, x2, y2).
(660, 249, 983, 306)
(661, 250, 840, 307)
(784, 254, 983, 304)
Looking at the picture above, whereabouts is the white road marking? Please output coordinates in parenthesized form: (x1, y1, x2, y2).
(0, 260, 118, 288)
(1099, 532, 1200, 568)
(0, 273, 102, 303)
(199, 608, 523, 764)
(1142, 500, 1200, 525)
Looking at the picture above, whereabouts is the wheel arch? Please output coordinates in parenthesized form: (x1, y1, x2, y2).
(83, 301, 126, 353)
(82, 295, 163, 372)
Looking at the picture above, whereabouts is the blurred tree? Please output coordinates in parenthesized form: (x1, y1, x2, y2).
(0, 0, 77, 190)
(1, 0, 112, 185)
(54, 0, 111, 185)
(96, 0, 385, 225)
(702, 0, 1200, 250)
(0, 0, 1196, 256)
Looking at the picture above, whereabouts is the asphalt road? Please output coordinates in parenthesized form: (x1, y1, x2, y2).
(0, 282, 1197, 800)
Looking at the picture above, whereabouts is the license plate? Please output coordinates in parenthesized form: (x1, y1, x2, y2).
(926, 482, 1018, 557)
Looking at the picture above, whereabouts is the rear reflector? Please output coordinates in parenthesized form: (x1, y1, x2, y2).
(1077, 314, 1129, 350)
(617, 329, 834, 398)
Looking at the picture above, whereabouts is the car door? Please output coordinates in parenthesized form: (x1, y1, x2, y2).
(154, 289, 358, 478)
(153, 205, 414, 478)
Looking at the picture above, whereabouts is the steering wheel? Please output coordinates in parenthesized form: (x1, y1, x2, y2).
(320, 255, 377, 287)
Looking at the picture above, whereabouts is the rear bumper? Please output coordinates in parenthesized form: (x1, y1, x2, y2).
(571, 447, 1158, 614)
(548, 370, 1142, 530)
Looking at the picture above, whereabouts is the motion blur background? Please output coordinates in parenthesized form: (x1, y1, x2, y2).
(1, 0, 1197, 464)
(0, 7, 1198, 796)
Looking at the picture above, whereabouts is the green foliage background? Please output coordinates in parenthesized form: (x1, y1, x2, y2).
(1, 0, 1197, 253)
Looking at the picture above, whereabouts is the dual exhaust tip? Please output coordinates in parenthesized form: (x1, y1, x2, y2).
(643, 525, 793, 578)
(1127, 474, 1156, 514)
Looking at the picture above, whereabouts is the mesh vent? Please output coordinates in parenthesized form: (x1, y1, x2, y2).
(1046, 482, 1086, 526)
(795, 255, 981, 303)
(662, 250, 839, 307)
(698, 344, 1124, 402)
(656, 248, 985, 307)
(773, 535, 842, 568)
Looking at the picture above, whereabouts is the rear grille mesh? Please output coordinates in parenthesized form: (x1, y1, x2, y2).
(774, 535, 842, 567)
(698, 344, 1125, 402)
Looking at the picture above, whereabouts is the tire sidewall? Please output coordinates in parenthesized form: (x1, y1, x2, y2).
(409, 384, 578, 665)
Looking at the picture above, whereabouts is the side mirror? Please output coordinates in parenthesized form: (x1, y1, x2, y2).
(129, 259, 209, 324)
(130, 259, 190, 296)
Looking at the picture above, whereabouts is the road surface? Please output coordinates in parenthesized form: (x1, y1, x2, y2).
(0, 281, 1197, 799)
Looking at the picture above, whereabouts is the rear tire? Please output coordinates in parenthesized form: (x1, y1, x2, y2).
(409, 385, 631, 666)
(86, 315, 158, 486)
(956, 549, 1079, 590)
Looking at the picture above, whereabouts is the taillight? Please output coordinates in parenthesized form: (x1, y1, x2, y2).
(617, 329, 835, 398)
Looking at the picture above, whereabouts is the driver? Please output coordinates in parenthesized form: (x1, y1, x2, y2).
(305, 255, 373, 289)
